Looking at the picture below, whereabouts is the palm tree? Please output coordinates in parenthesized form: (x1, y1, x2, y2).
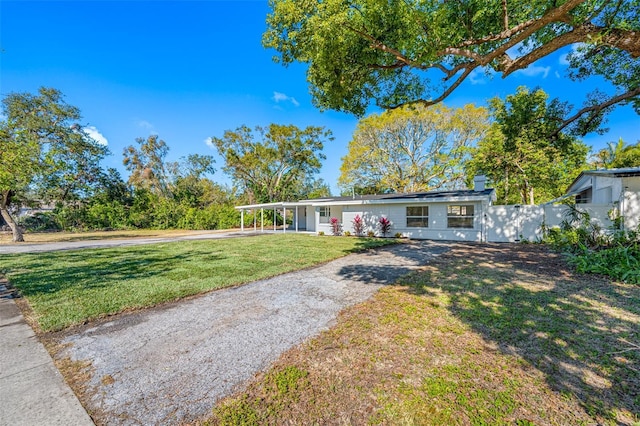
(592, 138, 640, 169)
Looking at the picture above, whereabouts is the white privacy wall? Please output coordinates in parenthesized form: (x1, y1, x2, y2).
(623, 177, 640, 230)
(485, 204, 615, 242)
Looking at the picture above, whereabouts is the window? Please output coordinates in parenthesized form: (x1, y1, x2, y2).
(406, 206, 429, 227)
(319, 206, 330, 223)
(447, 205, 475, 228)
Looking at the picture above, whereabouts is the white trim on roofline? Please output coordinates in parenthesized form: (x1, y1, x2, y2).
(234, 201, 315, 210)
(309, 195, 493, 207)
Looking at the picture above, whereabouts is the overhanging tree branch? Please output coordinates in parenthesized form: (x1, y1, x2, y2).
(550, 87, 640, 138)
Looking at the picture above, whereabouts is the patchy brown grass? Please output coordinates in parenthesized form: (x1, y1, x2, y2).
(206, 243, 640, 425)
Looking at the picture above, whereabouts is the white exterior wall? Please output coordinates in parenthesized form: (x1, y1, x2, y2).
(328, 201, 486, 241)
(592, 176, 621, 204)
(316, 205, 343, 234)
(305, 206, 315, 232)
(623, 176, 640, 230)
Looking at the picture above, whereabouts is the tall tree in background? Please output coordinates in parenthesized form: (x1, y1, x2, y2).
(0, 87, 108, 242)
(591, 138, 640, 169)
(466, 87, 589, 204)
(264, 0, 639, 133)
(339, 104, 488, 194)
(168, 154, 217, 208)
(211, 124, 331, 203)
(123, 135, 170, 195)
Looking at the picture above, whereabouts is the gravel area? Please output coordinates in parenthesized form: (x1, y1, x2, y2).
(59, 240, 451, 425)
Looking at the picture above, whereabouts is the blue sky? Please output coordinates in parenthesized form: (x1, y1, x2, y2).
(2, 0, 638, 195)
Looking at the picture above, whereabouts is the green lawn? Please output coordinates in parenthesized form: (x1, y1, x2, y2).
(208, 243, 640, 425)
(0, 234, 395, 332)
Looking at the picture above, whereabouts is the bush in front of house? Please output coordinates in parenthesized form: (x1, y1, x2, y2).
(352, 214, 364, 236)
(378, 217, 392, 237)
(330, 217, 342, 236)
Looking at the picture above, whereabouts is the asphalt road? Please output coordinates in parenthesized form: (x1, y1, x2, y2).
(0, 230, 265, 254)
(58, 240, 451, 425)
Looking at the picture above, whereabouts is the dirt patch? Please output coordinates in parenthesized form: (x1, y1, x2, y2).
(209, 243, 639, 425)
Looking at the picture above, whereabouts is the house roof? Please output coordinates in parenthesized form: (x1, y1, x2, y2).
(301, 189, 495, 204)
(566, 167, 640, 194)
(236, 188, 496, 210)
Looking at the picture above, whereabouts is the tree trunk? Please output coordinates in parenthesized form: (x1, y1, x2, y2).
(528, 187, 535, 205)
(1, 190, 24, 242)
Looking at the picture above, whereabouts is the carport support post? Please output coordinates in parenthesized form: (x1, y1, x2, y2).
(254, 208, 257, 232)
(240, 209, 244, 232)
(283, 207, 287, 233)
(295, 206, 298, 232)
(274, 207, 276, 231)
(261, 208, 264, 232)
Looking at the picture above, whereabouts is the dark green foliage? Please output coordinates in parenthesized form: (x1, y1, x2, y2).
(542, 205, 640, 284)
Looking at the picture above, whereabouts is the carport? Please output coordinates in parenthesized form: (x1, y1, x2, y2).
(235, 201, 314, 233)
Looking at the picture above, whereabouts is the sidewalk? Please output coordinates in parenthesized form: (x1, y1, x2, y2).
(0, 287, 94, 426)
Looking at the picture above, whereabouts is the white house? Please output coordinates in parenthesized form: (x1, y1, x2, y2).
(235, 169, 640, 242)
(236, 176, 497, 242)
(565, 167, 640, 230)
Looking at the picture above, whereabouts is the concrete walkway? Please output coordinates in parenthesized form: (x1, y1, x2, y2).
(0, 286, 94, 426)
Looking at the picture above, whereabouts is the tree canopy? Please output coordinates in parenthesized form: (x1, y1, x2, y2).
(339, 103, 489, 194)
(0, 87, 108, 241)
(211, 124, 331, 203)
(466, 87, 589, 204)
(591, 138, 640, 169)
(264, 0, 639, 132)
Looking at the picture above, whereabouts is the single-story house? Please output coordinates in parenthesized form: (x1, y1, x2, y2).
(565, 167, 640, 230)
(236, 176, 497, 242)
(236, 169, 640, 242)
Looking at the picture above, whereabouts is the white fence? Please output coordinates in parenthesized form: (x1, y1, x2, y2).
(485, 204, 614, 243)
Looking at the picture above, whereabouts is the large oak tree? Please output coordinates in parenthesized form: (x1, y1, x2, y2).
(466, 87, 589, 204)
(339, 103, 489, 194)
(211, 124, 332, 203)
(264, 0, 639, 133)
(0, 87, 108, 242)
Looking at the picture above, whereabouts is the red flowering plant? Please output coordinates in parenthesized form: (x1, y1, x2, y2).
(352, 214, 364, 236)
(330, 217, 342, 236)
(378, 217, 392, 237)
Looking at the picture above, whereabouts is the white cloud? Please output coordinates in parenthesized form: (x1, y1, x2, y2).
(204, 137, 215, 149)
(137, 120, 156, 133)
(555, 70, 561, 78)
(272, 91, 300, 107)
(468, 68, 487, 85)
(516, 65, 551, 79)
(559, 53, 570, 66)
(84, 126, 108, 146)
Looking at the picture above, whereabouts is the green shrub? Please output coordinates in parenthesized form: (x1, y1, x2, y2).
(542, 204, 640, 284)
(18, 212, 61, 232)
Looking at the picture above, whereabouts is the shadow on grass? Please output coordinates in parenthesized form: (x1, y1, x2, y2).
(402, 243, 640, 422)
(5, 246, 211, 298)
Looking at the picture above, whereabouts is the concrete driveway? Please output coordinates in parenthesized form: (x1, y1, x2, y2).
(58, 240, 451, 425)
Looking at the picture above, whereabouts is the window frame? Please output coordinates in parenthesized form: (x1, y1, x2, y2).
(319, 206, 331, 223)
(406, 205, 429, 228)
(447, 204, 475, 229)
